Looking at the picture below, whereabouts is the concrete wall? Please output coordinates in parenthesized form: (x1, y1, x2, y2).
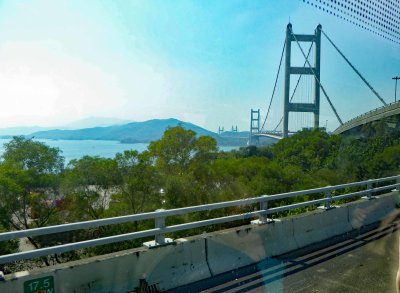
(1, 192, 398, 292)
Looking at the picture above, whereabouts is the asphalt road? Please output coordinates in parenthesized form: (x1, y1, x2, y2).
(201, 221, 400, 293)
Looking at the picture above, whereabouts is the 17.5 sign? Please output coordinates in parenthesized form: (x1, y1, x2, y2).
(24, 276, 54, 293)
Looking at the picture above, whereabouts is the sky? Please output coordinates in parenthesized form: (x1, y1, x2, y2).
(0, 0, 398, 132)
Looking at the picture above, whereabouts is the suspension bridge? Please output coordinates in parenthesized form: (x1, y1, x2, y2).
(249, 23, 400, 144)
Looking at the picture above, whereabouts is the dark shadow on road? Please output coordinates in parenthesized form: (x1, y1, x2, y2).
(168, 220, 399, 293)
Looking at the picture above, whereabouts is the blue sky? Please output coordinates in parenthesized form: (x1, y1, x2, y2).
(0, 0, 398, 132)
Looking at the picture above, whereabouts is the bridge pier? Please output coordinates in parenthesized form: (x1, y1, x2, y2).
(283, 23, 321, 138)
(249, 109, 260, 145)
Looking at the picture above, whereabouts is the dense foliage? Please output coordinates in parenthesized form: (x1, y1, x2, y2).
(0, 123, 399, 271)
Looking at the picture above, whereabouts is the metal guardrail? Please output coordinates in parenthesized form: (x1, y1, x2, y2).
(0, 175, 399, 264)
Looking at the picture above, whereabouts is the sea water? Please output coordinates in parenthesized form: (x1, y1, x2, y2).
(0, 139, 237, 163)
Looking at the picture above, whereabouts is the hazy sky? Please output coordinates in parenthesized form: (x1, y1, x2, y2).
(0, 0, 398, 132)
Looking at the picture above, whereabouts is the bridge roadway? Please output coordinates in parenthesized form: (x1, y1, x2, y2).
(171, 220, 400, 293)
(253, 131, 297, 140)
(334, 101, 400, 135)
(254, 102, 400, 140)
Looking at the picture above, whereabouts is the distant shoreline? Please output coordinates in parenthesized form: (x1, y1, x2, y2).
(0, 135, 252, 147)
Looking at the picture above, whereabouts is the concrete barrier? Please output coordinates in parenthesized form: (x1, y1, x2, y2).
(206, 217, 297, 275)
(0, 237, 210, 292)
(292, 205, 353, 248)
(205, 226, 268, 276)
(348, 192, 397, 229)
(1, 192, 397, 292)
(261, 218, 298, 257)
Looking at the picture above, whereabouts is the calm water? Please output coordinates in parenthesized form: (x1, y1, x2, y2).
(0, 139, 237, 163)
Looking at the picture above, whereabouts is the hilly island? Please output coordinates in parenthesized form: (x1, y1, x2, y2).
(27, 118, 259, 146)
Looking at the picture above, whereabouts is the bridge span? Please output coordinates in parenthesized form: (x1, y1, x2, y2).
(0, 176, 399, 292)
(334, 101, 400, 136)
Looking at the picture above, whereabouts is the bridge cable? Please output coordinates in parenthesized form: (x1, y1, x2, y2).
(321, 30, 387, 106)
(273, 43, 314, 131)
(291, 29, 344, 125)
(260, 39, 286, 131)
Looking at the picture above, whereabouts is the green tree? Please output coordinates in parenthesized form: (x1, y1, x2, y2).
(62, 156, 121, 221)
(0, 137, 64, 263)
(272, 129, 341, 171)
(148, 126, 197, 175)
(110, 150, 161, 216)
(0, 137, 64, 230)
(149, 126, 219, 207)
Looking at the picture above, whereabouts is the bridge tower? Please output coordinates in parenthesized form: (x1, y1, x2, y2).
(249, 109, 260, 145)
(283, 23, 321, 138)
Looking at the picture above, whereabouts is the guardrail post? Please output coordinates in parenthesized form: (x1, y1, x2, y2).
(259, 200, 269, 222)
(362, 179, 374, 200)
(318, 186, 335, 210)
(367, 179, 373, 199)
(143, 209, 173, 248)
(251, 197, 273, 225)
(324, 189, 331, 209)
(155, 209, 166, 245)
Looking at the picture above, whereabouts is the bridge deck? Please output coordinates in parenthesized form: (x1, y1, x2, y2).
(334, 101, 400, 135)
(253, 131, 297, 140)
(254, 132, 283, 140)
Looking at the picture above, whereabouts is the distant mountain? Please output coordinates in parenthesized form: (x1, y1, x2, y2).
(62, 117, 132, 129)
(0, 117, 131, 137)
(31, 118, 219, 143)
(0, 126, 53, 136)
